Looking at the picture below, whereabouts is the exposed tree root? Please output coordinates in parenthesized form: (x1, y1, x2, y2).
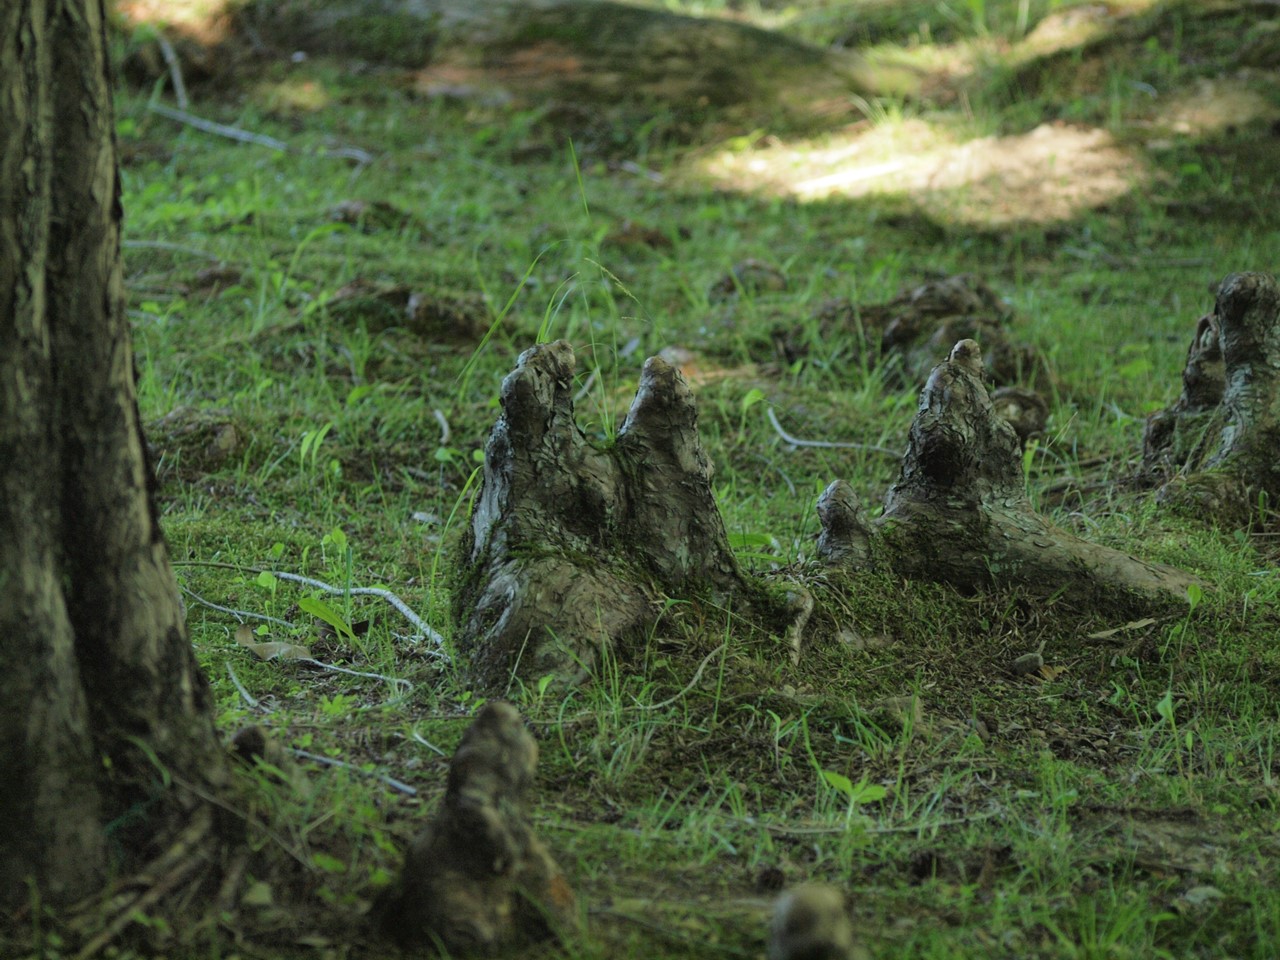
(373, 702, 575, 954)
(775, 274, 1051, 393)
(820, 340, 1201, 609)
(457, 338, 1201, 689)
(1142, 271, 1280, 526)
(67, 806, 216, 960)
(454, 340, 758, 692)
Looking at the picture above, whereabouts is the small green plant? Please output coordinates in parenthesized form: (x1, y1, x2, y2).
(820, 769, 888, 828)
(299, 422, 335, 474)
(318, 693, 357, 718)
(1155, 687, 1194, 789)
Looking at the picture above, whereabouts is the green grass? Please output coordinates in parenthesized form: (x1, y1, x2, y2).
(85, 0, 1280, 956)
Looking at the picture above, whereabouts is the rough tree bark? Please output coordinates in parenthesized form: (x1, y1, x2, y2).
(1, 0, 227, 920)
(1141, 272, 1280, 525)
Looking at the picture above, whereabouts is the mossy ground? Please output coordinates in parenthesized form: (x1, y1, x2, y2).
(64, 0, 1280, 956)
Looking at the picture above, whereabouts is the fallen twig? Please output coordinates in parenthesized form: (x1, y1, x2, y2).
(270, 570, 449, 653)
(155, 35, 189, 110)
(149, 102, 289, 151)
(433, 408, 450, 445)
(298, 657, 414, 695)
(633, 643, 727, 711)
(72, 808, 213, 960)
(225, 663, 263, 711)
(289, 748, 418, 796)
(410, 726, 449, 757)
(148, 103, 376, 167)
(766, 406, 900, 456)
(172, 561, 449, 655)
(122, 239, 221, 260)
(180, 584, 295, 629)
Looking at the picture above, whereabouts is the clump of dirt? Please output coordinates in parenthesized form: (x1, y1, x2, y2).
(147, 407, 246, 482)
(774, 273, 1051, 391)
(325, 279, 490, 342)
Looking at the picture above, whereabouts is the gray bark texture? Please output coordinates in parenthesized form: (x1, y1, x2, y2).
(0, 0, 226, 916)
(1142, 272, 1280, 525)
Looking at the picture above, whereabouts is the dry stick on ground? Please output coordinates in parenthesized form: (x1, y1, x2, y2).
(123, 239, 222, 260)
(154, 34, 189, 110)
(288, 749, 418, 796)
(225, 663, 262, 711)
(149, 103, 288, 151)
(269, 570, 448, 651)
(147, 103, 375, 165)
(174, 560, 449, 651)
(433, 408, 451, 445)
(766, 405, 901, 456)
(70, 808, 215, 960)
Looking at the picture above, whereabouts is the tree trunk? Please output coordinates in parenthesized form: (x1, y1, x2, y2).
(1, 0, 227, 915)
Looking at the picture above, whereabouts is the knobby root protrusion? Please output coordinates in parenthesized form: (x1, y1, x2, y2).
(373, 702, 575, 955)
(775, 274, 1050, 393)
(454, 340, 751, 692)
(1142, 271, 1280, 525)
(820, 340, 1201, 610)
(768, 884, 859, 960)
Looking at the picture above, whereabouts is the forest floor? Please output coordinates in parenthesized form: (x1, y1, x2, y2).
(98, 0, 1280, 957)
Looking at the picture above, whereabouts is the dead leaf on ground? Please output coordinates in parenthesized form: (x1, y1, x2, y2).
(236, 626, 312, 661)
(1086, 617, 1159, 640)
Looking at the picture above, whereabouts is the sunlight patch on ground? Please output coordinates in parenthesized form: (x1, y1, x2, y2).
(1017, 3, 1131, 59)
(694, 119, 1145, 226)
(1141, 77, 1278, 142)
(115, 0, 233, 44)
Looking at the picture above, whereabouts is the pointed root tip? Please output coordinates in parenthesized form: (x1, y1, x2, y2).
(948, 338, 984, 377)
